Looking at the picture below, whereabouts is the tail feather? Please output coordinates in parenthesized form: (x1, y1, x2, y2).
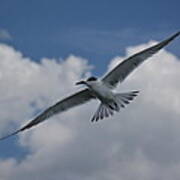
(91, 90, 139, 122)
(116, 91, 139, 107)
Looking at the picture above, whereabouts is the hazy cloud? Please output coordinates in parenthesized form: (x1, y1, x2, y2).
(0, 29, 12, 40)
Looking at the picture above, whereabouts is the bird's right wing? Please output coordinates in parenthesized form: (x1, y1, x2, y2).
(102, 31, 180, 88)
(0, 89, 95, 140)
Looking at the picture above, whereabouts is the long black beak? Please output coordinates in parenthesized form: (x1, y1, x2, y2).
(75, 81, 86, 85)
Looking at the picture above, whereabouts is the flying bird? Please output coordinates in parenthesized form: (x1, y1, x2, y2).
(0, 31, 179, 140)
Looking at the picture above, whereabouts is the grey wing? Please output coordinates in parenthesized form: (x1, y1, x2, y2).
(0, 89, 95, 140)
(102, 31, 180, 88)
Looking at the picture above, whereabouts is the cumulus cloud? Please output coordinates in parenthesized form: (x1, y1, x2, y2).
(0, 40, 180, 180)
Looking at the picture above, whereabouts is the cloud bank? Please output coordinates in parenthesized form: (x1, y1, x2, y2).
(0, 40, 180, 180)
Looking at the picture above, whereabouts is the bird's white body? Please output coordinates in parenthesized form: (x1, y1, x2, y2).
(86, 81, 115, 103)
(84, 80, 139, 121)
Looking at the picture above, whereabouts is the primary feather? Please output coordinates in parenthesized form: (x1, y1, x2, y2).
(102, 32, 180, 88)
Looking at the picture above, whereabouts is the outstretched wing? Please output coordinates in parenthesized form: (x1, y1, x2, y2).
(0, 89, 95, 140)
(102, 32, 180, 88)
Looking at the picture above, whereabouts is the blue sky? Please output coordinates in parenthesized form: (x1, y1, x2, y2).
(0, 0, 179, 75)
(0, 1, 180, 179)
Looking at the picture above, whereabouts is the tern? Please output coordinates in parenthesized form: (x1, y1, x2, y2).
(0, 32, 179, 140)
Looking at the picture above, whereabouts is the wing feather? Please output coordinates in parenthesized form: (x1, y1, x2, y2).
(102, 32, 180, 88)
(0, 89, 94, 140)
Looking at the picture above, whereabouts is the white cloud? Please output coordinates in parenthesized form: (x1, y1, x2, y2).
(0, 40, 180, 180)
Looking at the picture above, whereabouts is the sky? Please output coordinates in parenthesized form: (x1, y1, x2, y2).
(0, 0, 179, 180)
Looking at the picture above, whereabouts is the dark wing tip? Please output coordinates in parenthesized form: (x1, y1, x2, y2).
(165, 31, 180, 43)
(0, 129, 21, 141)
(173, 31, 180, 38)
(156, 31, 180, 50)
(0, 120, 36, 141)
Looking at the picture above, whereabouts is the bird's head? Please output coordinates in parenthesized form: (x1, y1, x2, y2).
(75, 76, 98, 85)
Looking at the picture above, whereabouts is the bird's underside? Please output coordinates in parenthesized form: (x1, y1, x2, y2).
(0, 31, 179, 140)
(91, 90, 139, 122)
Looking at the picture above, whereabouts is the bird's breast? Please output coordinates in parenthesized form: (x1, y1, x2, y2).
(88, 81, 114, 102)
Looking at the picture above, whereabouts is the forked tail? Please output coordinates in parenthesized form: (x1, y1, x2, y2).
(91, 90, 139, 122)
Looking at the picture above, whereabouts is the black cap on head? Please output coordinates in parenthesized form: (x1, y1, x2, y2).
(87, 76, 97, 81)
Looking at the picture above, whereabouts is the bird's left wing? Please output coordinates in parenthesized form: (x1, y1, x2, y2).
(0, 89, 95, 140)
(102, 31, 180, 88)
